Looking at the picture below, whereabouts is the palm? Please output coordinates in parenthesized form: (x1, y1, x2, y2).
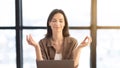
(26, 34, 39, 47)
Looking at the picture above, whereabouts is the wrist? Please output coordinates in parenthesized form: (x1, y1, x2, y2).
(34, 44, 40, 49)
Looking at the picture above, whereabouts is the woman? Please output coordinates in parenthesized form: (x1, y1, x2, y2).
(26, 9, 92, 68)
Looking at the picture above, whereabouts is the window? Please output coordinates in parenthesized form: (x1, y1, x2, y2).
(97, 0, 120, 26)
(1, 0, 119, 68)
(97, 30, 120, 68)
(0, 0, 16, 68)
(0, 0, 15, 26)
(23, 0, 91, 26)
(97, 0, 120, 68)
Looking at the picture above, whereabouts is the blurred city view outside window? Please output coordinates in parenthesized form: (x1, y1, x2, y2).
(0, 0, 16, 68)
(97, 30, 120, 68)
(0, 30, 16, 68)
(97, 0, 120, 26)
(97, 0, 120, 68)
(23, 0, 91, 26)
(0, 0, 15, 26)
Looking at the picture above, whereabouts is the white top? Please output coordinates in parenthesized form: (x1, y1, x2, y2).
(54, 53, 62, 60)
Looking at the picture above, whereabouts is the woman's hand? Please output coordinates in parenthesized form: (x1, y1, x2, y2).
(26, 34, 39, 48)
(74, 36, 92, 53)
(78, 36, 92, 49)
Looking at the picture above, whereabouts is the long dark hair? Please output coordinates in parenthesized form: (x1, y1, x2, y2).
(45, 9, 70, 38)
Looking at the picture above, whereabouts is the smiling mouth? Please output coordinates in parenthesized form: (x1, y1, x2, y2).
(54, 27, 60, 28)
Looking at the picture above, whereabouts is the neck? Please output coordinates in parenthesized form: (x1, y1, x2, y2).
(52, 32, 63, 41)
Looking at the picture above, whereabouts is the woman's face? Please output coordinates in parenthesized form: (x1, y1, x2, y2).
(49, 13, 65, 32)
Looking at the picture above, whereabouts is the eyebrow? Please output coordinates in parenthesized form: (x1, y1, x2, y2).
(52, 18, 64, 21)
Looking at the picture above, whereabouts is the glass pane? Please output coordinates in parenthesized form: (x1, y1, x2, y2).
(70, 30, 90, 68)
(0, 30, 16, 68)
(23, 0, 91, 26)
(23, 29, 90, 68)
(0, 0, 15, 26)
(23, 29, 46, 68)
(97, 0, 120, 26)
(97, 29, 120, 68)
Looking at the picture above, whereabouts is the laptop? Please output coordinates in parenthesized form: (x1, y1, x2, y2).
(37, 60, 74, 68)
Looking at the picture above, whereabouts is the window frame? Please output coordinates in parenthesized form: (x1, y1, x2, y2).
(1, 0, 120, 68)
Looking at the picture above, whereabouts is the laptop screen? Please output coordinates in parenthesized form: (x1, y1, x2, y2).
(37, 60, 74, 68)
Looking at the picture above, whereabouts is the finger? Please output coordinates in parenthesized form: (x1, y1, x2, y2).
(26, 35, 32, 45)
(84, 36, 88, 42)
(26, 35, 30, 42)
(29, 34, 33, 40)
(90, 37, 92, 42)
(87, 37, 92, 43)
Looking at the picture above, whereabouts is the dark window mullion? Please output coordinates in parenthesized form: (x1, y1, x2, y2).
(15, 0, 23, 68)
(0, 27, 15, 29)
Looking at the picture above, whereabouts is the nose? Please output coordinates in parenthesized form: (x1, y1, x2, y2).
(55, 21, 60, 26)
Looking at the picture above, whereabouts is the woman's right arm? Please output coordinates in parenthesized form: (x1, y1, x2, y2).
(26, 34, 43, 61)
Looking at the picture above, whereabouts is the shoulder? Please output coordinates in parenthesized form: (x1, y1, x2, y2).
(38, 37, 52, 48)
(39, 37, 49, 44)
(65, 36, 77, 41)
(39, 37, 48, 41)
(65, 36, 78, 43)
(64, 37, 78, 51)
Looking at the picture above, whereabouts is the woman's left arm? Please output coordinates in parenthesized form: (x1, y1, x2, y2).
(73, 36, 92, 67)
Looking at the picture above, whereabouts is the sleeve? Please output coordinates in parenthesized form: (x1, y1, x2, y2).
(71, 38, 79, 68)
(70, 37, 78, 59)
(39, 39, 47, 60)
(36, 39, 48, 68)
(63, 37, 78, 59)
